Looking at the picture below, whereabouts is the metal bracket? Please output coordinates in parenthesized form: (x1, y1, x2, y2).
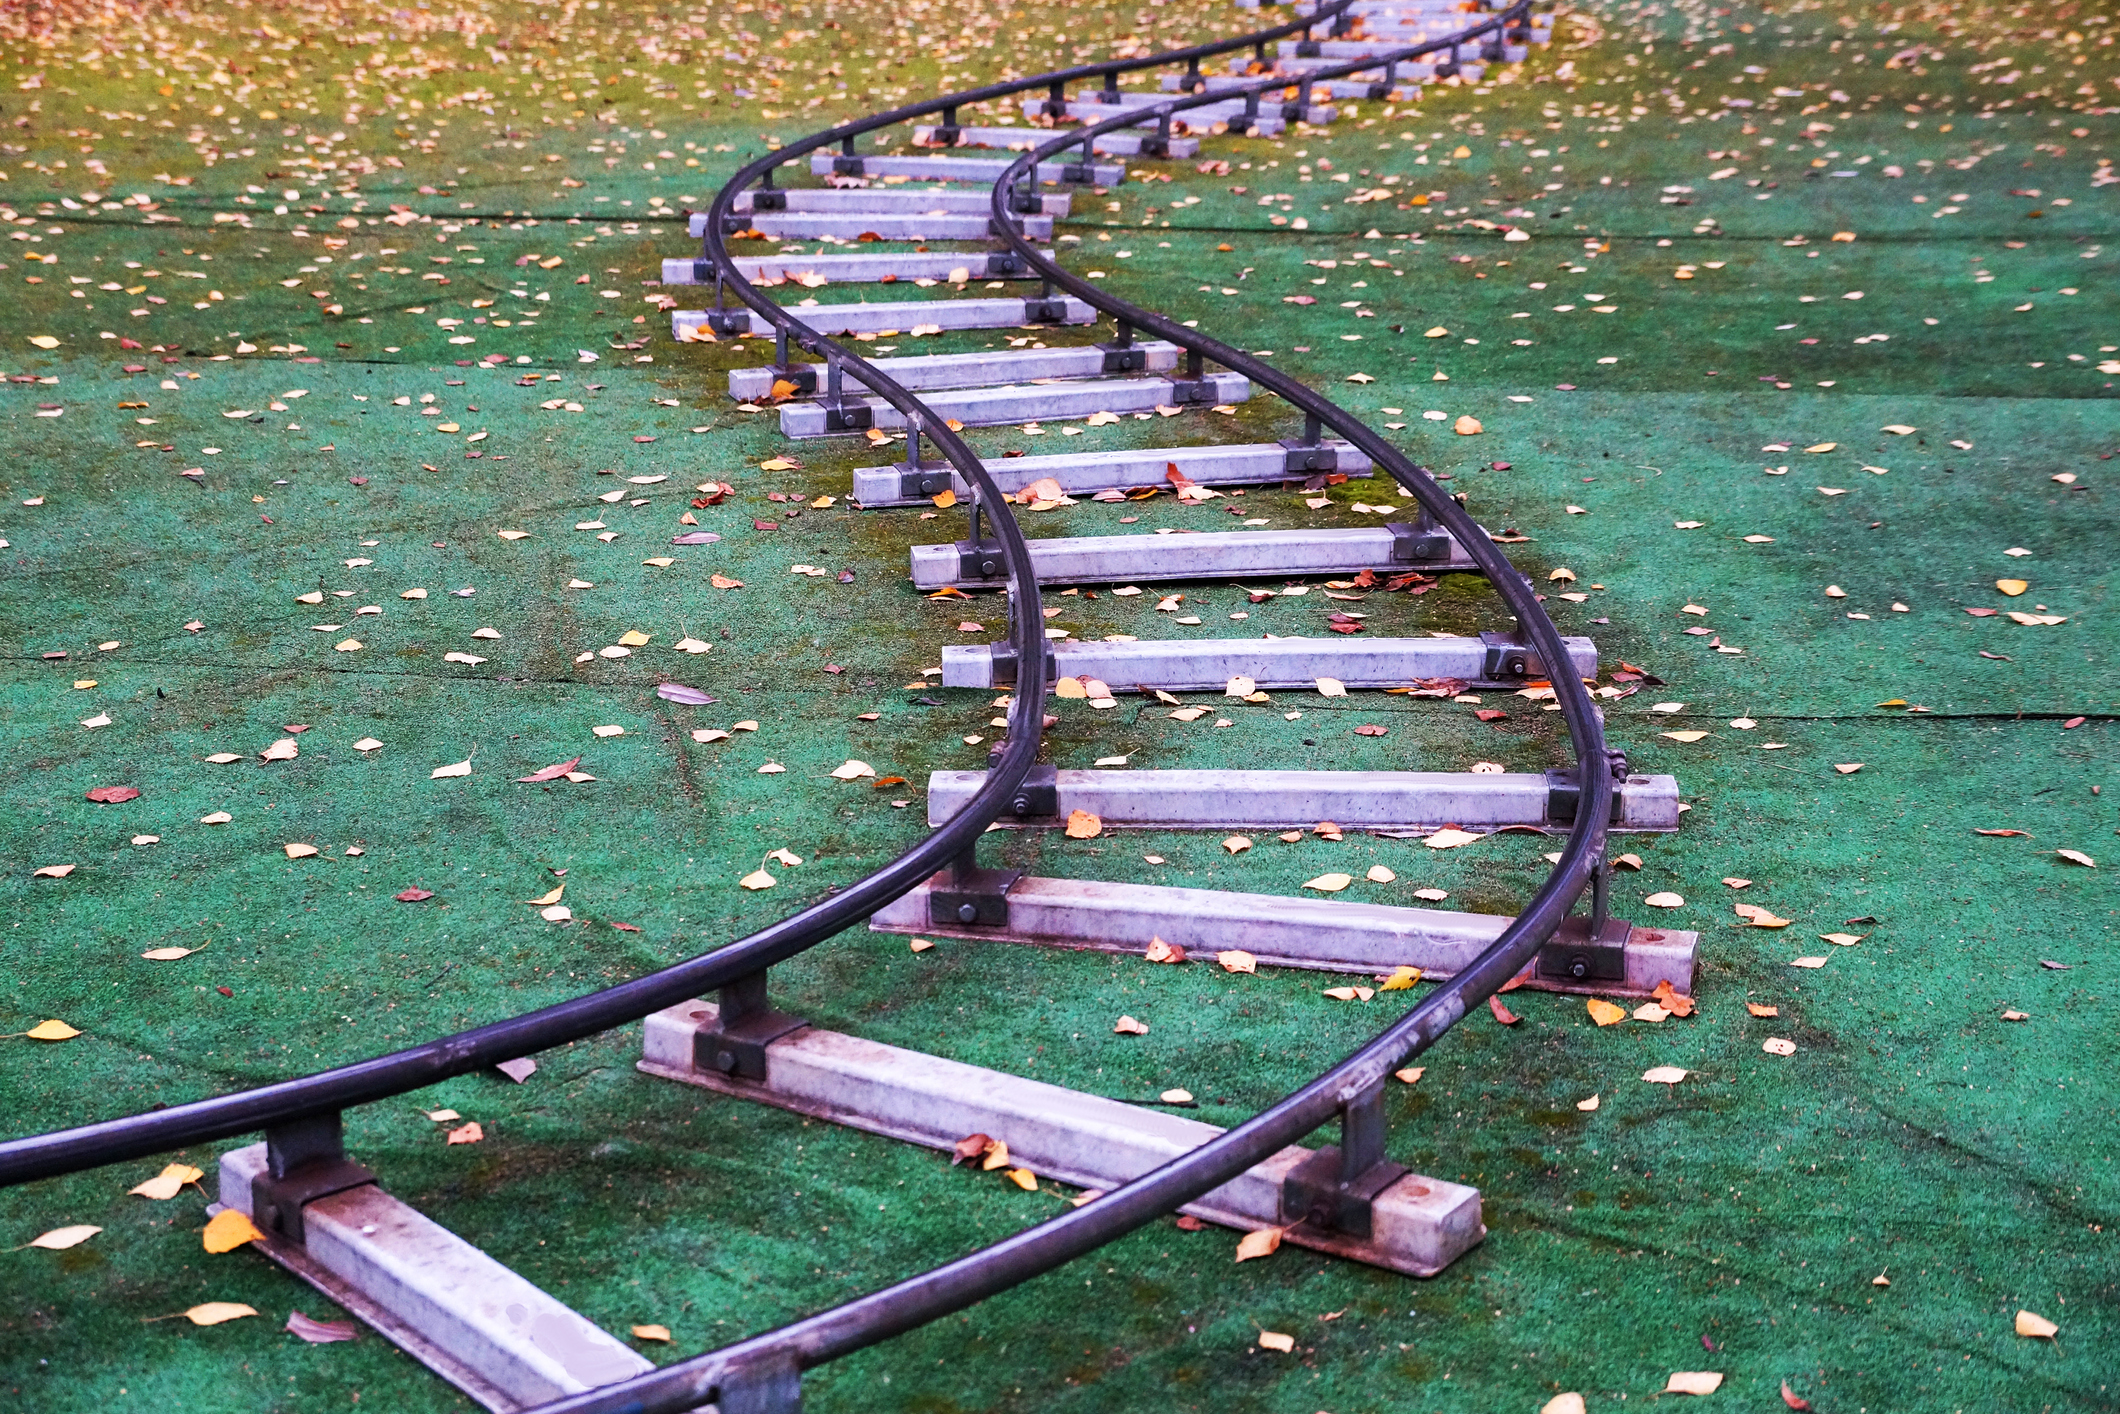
(1057, 162, 1095, 185)
(897, 465, 956, 499)
(986, 646, 1059, 693)
(822, 403, 873, 433)
(928, 849, 1023, 929)
(1479, 629, 1544, 680)
(750, 189, 787, 212)
(704, 308, 750, 337)
(1164, 378, 1216, 405)
(987, 252, 1028, 277)
(831, 154, 865, 177)
(250, 1112, 377, 1248)
(986, 215, 1028, 240)
(1295, 38, 1322, 55)
(955, 538, 1007, 581)
(1022, 297, 1069, 324)
(1279, 1083, 1407, 1241)
(693, 971, 808, 1083)
(1387, 521, 1453, 562)
(1007, 187, 1042, 215)
(768, 364, 818, 396)
(1538, 860, 1630, 982)
(1098, 340, 1148, 374)
(1544, 769, 1629, 827)
(1279, 438, 1339, 473)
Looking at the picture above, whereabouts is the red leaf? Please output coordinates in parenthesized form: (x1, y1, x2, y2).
(1474, 709, 1509, 722)
(753, 519, 780, 531)
(1327, 621, 1364, 634)
(516, 756, 582, 783)
(1973, 828, 2029, 837)
(1164, 462, 1197, 488)
(395, 888, 435, 902)
(632, 435, 656, 443)
(1781, 1381, 1812, 1412)
(283, 724, 312, 734)
(1174, 1214, 1205, 1230)
(610, 920, 641, 932)
(1964, 607, 1998, 617)
(85, 785, 141, 804)
(1488, 995, 1520, 1025)
(1354, 724, 1388, 737)
(2062, 716, 2085, 729)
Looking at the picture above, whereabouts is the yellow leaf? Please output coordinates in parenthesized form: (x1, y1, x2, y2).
(431, 759, 473, 778)
(1642, 892, 1684, 909)
(2056, 849, 2096, 867)
(129, 1163, 204, 1201)
(1424, 828, 1482, 850)
(141, 946, 197, 961)
(283, 843, 319, 859)
(1217, 949, 1257, 974)
(617, 629, 651, 647)
(1641, 1065, 1688, 1085)
(931, 488, 957, 509)
(182, 1302, 259, 1327)
(1575, 1095, 1600, 1113)
(1996, 579, 2028, 596)
(526, 885, 565, 906)
(1366, 865, 1396, 883)
(1660, 730, 1710, 743)
(31, 864, 76, 879)
(1222, 835, 1252, 855)
(28, 1224, 101, 1250)
(1113, 1015, 1148, 1035)
(1424, 326, 1449, 338)
(1303, 872, 1353, 893)
(1005, 1167, 1038, 1191)
(1453, 415, 1483, 436)
(1065, 809, 1103, 839)
(830, 759, 876, 780)
(2016, 1310, 2058, 1339)
(740, 869, 776, 890)
(1790, 956, 1830, 969)
(28, 335, 60, 350)
(1834, 763, 1864, 775)
(25, 1019, 80, 1041)
(445, 1121, 484, 1145)
(1820, 932, 1865, 947)
(1378, 965, 1421, 992)
(202, 1208, 265, 1253)
(1586, 998, 1628, 1026)
(1881, 424, 1916, 435)
(1237, 1227, 1286, 1263)
(1395, 1065, 1426, 1084)
(1803, 442, 1837, 453)
(633, 1324, 673, 1342)
(1256, 1326, 1296, 1349)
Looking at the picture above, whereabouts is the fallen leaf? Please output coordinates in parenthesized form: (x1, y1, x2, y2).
(129, 1163, 204, 1200)
(141, 946, 198, 961)
(517, 756, 582, 783)
(1005, 1167, 1038, 1191)
(287, 1311, 359, 1344)
(445, 1121, 484, 1145)
(1746, 1003, 1780, 1018)
(2001, 1009, 2030, 1022)
(2056, 849, 2096, 867)
(951, 1133, 992, 1166)
(431, 759, 473, 779)
(1587, 998, 1628, 1027)
(1304, 872, 1353, 893)
(1781, 1381, 1812, 1412)
(394, 888, 435, 903)
(32, 864, 77, 879)
(1425, 828, 1482, 850)
(1542, 1396, 1587, 1414)
(1218, 949, 1258, 974)
(1222, 835, 1252, 855)
(202, 1208, 265, 1253)
(26, 1224, 101, 1251)
(1576, 1094, 1600, 1113)
(1395, 1066, 1426, 1085)
(1238, 1228, 1287, 1264)
(1489, 995, 1520, 1025)
(830, 759, 876, 781)
(2015, 1310, 2058, 1339)
(85, 785, 141, 804)
(1820, 932, 1865, 947)
(1379, 965, 1421, 991)
(1642, 1066, 1688, 1085)
(1834, 763, 1864, 775)
(1065, 809, 1103, 839)
(1665, 1372, 1723, 1395)
(1661, 730, 1710, 743)
(1763, 1037, 1798, 1056)
(739, 869, 776, 890)
(181, 1302, 259, 1327)
(283, 843, 320, 859)
(1144, 937, 1187, 964)
(1114, 1015, 1149, 1035)
(1643, 892, 1685, 909)
(909, 938, 935, 953)
(23, 1019, 80, 1041)
(1790, 956, 1830, 969)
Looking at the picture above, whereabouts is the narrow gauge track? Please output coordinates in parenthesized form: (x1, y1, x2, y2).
(0, 4, 1689, 1412)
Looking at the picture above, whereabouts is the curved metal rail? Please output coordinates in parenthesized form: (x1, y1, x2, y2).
(2, 3, 1608, 1411)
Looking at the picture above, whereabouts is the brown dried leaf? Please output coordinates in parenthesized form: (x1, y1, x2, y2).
(1236, 1227, 1286, 1263)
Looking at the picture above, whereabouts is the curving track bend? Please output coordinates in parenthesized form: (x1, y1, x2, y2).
(1, 3, 1697, 1411)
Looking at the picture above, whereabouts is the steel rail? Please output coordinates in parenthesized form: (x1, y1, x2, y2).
(512, 5, 1615, 1412)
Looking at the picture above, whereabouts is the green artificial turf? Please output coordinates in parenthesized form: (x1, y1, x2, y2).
(1, 0, 2115, 1410)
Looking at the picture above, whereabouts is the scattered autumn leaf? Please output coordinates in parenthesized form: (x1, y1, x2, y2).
(1237, 1228, 1287, 1264)
(129, 1163, 204, 1201)
(25, 1224, 101, 1251)
(1217, 949, 1257, 974)
(1065, 809, 1103, 839)
(2015, 1310, 2058, 1339)
(287, 1311, 359, 1344)
(1642, 1066, 1688, 1085)
(1587, 998, 1628, 1027)
(202, 1208, 265, 1253)
(445, 1121, 484, 1145)
(1114, 1015, 1148, 1035)
(181, 1302, 259, 1327)
(1144, 937, 1187, 964)
(1665, 1372, 1724, 1395)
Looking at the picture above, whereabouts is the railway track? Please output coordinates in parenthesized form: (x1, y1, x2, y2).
(0, 3, 1698, 1411)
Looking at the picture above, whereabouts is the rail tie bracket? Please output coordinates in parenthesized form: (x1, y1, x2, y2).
(694, 971, 808, 1083)
(1022, 297, 1070, 324)
(250, 1113, 376, 1248)
(1279, 1084, 1406, 1241)
(1478, 628, 1543, 680)
(1387, 521, 1453, 563)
